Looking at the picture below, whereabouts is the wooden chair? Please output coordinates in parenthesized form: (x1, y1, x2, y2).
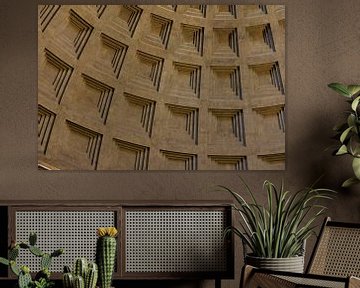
(241, 217, 360, 288)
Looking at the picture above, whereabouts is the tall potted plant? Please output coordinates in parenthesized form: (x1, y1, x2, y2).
(328, 83, 360, 187)
(221, 179, 334, 273)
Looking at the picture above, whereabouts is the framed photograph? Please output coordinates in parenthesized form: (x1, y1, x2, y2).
(38, 4, 285, 170)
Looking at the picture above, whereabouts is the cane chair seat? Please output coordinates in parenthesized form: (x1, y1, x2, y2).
(241, 217, 360, 288)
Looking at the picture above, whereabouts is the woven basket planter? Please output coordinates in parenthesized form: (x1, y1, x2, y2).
(245, 254, 305, 273)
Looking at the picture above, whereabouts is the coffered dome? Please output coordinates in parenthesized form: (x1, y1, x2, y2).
(38, 5, 285, 170)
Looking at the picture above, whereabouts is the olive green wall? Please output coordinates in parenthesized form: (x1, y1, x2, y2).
(1, 1, 360, 287)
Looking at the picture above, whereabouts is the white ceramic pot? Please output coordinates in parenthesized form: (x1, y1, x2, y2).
(245, 254, 305, 273)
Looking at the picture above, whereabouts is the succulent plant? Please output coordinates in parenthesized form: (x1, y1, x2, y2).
(96, 227, 118, 288)
(62, 259, 98, 288)
(73, 275, 85, 288)
(19, 266, 32, 288)
(0, 232, 63, 288)
(74, 258, 88, 280)
(62, 266, 74, 288)
(33, 278, 54, 288)
(85, 262, 98, 288)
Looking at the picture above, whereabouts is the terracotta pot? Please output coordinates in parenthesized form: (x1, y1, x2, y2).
(245, 254, 305, 273)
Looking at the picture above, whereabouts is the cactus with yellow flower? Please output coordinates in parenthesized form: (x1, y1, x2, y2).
(96, 227, 118, 288)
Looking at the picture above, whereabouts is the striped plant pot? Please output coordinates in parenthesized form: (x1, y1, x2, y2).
(245, 254, 305, 273)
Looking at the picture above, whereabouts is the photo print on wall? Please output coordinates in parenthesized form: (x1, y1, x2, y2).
(38, 4, 285, 170)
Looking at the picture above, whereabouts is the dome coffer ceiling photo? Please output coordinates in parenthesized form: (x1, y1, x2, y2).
(38, 4, 285, 171)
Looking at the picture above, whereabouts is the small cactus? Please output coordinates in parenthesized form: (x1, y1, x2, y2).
(63, 272, 74, 288)
(96, 227, 118, 288)
(64, 265, 72, 273)
(74, 258, 88, 280)
(85, 263, 98, 288)
(18, 269, 32, 288)
(41, 253, 52, 270)
(63, 259, 98, 288)
(0, 232, 63, 288)
(74, 275, 85, 288)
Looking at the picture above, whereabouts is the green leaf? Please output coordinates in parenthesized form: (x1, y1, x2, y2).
(350, 136, 360, 156)
(352, 157, 360, 179)
(347, 85, 360, 97)
(342, 177, 360, 188)
(10, 261, 20, 276)
(347, 114, 356, 127)
(340, 126, 352, 143)
(351, 96, 360, 111)
(328, 83, 351, 97)
(0, 257, 9, 266)
(336, 145, 348, 155)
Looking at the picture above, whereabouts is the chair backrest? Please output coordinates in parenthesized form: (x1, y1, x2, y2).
(307, 217, 360, 277)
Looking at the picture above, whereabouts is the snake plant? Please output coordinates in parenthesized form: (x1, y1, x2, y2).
(221, 178, 335, 258)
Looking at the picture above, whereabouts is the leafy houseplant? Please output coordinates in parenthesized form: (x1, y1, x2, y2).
(0, 232, 63, 288)
(328, 83, 360, 187)
(221, 179, 334, 272)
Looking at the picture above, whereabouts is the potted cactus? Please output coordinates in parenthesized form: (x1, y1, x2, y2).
(62, 258, 98, 288)
(96, 227, 118, 288)
(0, 232, 63, 288)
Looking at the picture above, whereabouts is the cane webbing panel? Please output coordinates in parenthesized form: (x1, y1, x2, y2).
(277, 275, 345, 288)
(309, 226, 360, 277)
(247, 272, 296, 288)
(15, 211, 115, 272)
(125, 210, 227, 273)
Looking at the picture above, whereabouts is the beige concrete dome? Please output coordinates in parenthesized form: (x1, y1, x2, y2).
(38, 5, 285, 170)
